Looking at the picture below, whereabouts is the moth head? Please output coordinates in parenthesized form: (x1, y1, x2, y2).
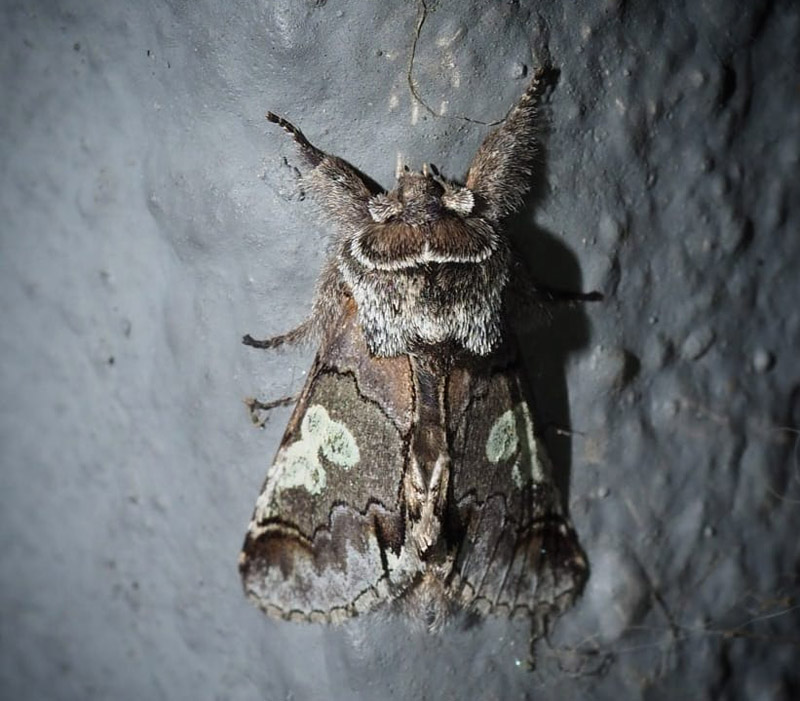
(356, 164, 495, 272)
(367, 164, 475, 226)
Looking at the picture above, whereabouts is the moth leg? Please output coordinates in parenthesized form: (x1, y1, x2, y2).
(507, 256, 603, 325)
(516, 282, 603, 306)
(242, 320, 313, 350)
(267, 112, 375, 232)
(244, 395, 297, 427)
(507, 281, 602, 333)
(465, 66, 553, 222)
(545, 422, 586, 438)
(243, 258, 349, 350)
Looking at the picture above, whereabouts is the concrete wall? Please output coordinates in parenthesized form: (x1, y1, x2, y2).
(2, 0, 798, 698)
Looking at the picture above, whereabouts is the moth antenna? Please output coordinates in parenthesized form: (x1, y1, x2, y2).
(266, 112, 324, 167)
(512, 64, 549, 115)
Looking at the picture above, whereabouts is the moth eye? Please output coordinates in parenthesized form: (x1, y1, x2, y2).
(441, 188, 474, 216)
(367, 193, 403, 223)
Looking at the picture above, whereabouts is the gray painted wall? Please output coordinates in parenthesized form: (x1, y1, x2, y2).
(1, 1, 798, 698)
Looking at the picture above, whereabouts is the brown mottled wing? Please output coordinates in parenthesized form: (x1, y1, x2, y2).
(239, 302, 413, 621)
(446, 346, 587, 622)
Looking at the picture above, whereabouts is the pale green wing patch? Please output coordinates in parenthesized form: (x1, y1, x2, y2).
(266, 405, 361, 505)
(320, 420, 360, 468)
(300, 404, 328, 440)
(515, 402, 545, 483)
(485, 408, 519, 463)
(272, 441, 328, 495)
(486, 402, 545, 488)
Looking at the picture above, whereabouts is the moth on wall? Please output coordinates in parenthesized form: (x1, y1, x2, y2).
(240, 68, 599, 635)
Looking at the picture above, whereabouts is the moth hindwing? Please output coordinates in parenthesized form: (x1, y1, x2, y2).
(240, 68, 593, 635)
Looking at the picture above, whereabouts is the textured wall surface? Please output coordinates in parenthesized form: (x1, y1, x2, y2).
(2, 1, 799, 699)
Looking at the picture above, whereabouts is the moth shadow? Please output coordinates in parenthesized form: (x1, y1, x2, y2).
(508, 216, 596, 505)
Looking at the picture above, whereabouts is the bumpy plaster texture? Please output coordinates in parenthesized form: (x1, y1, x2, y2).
(1, 0, 799, 699)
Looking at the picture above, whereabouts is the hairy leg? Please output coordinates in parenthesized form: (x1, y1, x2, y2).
(244, 395, 297, 427)
(242, 320, 313, 350)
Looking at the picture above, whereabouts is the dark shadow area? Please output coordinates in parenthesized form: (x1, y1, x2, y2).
(501, 62, 599, 505)
(513, 222, 597, 503)
(506, 104, 600, 503)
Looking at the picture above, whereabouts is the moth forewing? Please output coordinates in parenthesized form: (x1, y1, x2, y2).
(240, 305, 411, 620)
(446, 348, 588, 621)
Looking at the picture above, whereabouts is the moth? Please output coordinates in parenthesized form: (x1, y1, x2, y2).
(240, 68, 599, 633)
